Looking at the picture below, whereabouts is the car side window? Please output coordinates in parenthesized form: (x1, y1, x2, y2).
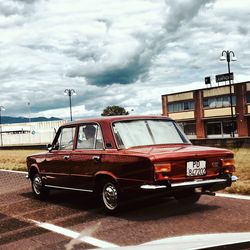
(57, 127, 76, 150)
(77, 124, 103, 150)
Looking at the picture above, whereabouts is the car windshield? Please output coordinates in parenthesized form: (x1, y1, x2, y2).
(113, 119, 190, 148)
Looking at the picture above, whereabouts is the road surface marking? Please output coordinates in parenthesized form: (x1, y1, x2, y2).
(143, 232, 250, 250)
(0, 169, 27, 174)
(216, 193, 250, 201)
(31, 220, 119, 248)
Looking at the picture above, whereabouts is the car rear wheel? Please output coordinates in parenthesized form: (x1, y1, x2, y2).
(102, 181, 120, 212)
(174, 188, 201, 205)
(31, 174, 49, 199)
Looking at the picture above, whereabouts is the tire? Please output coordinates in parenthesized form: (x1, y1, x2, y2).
(31, 174, 49, 199)
(101, 180, 120, 212)
(174, 188, 201, 205)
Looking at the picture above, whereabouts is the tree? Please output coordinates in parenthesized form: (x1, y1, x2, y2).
(101, 105, 129, 116)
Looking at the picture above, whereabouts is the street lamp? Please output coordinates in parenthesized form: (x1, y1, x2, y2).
(220, 50, 237, 137)
(64, 89, 76, 121)
(0, 106, 5, 147)
(27, 102, 31, 123)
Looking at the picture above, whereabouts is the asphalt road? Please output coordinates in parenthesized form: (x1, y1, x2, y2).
(0, 170, 250, 250)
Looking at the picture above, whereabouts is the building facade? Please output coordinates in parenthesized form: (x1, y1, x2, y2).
(162, 81, 250, 139)
(1, 120, 66, 146)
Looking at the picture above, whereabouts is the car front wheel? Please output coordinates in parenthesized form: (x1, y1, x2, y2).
(31, 174, 48, 199)
(102, 181, 120, 212)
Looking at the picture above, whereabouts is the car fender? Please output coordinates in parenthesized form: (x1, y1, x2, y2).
(28, 164, 40, 179)
(94, 171, 118, 182)
(94, 171, 122, 192)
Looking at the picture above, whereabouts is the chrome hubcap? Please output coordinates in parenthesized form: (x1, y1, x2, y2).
(102, 183, 118, 210)
(33, 176, 42, 195)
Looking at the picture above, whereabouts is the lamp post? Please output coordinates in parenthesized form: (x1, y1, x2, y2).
(27, 102, 31, 123)
(220, 50, 237, 137)
(0, 106, 5, 147)
(64, 89, 76, 121)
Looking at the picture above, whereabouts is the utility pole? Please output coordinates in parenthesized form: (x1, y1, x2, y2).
(64, 89, 76, 121)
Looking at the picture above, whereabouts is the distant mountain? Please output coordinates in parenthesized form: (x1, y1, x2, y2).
(1, 116, 62, 124)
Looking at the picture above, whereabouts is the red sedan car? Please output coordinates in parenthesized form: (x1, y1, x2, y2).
(26, 116, 237, 211)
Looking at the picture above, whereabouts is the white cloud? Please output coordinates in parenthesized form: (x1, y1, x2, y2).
(0, 0, 250, 119)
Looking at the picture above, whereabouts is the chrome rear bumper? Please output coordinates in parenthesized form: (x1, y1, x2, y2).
(140, 175, 238, 190)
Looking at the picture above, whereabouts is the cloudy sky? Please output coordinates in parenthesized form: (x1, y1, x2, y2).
(1, 0, 250, 119)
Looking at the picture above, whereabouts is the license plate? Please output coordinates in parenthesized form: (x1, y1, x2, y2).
(186, 160, 206, 177)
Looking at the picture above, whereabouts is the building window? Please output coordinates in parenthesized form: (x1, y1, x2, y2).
(168, 101, 194, 113)
(178, 122, 196, 139)
(247, 92, 250, 103)
(206, 120, 237, 138)
(203, 95, 236, 109)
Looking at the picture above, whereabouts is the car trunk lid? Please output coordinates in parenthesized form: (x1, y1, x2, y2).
(126, 145, 234, 181)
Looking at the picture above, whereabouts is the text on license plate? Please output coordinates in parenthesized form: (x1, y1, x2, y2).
(186, 160, 206, 176)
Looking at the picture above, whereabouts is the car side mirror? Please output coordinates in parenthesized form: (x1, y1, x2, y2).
(47, 144, 53, 152)
(48, 142, 59, 152)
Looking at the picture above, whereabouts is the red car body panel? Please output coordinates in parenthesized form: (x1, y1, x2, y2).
(27, 116, 236, 194)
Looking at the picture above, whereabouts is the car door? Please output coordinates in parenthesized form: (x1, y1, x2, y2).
(43, 126, 76, 187)
(69, 123, 105, 191)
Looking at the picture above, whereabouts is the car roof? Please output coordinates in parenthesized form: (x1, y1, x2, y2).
(62, 115, 172, 127)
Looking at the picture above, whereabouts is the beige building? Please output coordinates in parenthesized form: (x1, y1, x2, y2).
(162, 81, 250, 139)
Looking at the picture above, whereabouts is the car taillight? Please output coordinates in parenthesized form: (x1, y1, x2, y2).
(221, 158, 235, 173)
(154, 163, 171, 180)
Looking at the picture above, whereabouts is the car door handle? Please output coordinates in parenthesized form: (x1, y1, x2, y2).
(92, 155, 101, 162)
(63, 155, 70, 160)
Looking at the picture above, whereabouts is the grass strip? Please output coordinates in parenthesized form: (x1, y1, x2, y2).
(0, 148, 249, 195)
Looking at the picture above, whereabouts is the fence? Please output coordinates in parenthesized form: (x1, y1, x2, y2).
(191, 137, 250, 148)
